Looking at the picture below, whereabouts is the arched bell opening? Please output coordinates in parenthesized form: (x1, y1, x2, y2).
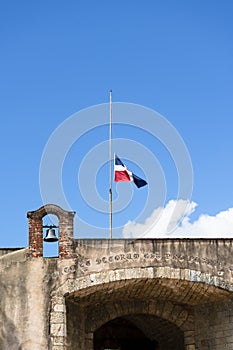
(93, 314, 184, 350)
(42, 214, 59, 257)
(27, 204, 75, 258)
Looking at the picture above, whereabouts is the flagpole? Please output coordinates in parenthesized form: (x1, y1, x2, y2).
(109, 90, 113, 239)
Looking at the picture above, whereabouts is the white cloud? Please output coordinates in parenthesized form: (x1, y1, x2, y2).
(122, 199, 233, 238)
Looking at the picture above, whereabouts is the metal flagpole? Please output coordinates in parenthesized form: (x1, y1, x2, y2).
(109, 90, 113, 239)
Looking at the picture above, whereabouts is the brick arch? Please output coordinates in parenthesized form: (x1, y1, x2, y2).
(27, 204, 75, 258)
(27, 203, 75, 220)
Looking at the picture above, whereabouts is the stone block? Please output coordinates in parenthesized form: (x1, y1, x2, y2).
(186, 345, 195, 350)
(50, 311, 65, 323)
(54, 303, 65, 312)
(50, 323, 66, 337)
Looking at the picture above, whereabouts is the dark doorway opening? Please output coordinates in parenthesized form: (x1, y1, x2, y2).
(94, 316, 159, 350)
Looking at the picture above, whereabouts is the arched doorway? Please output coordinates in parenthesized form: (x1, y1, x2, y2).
(59, 269, 233, 349)
(93, 314, 184, 350)
(65, 277, 193, 349)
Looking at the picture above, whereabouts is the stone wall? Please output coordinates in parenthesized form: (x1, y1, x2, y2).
(195, 301, 233, 350)
(72, 239, 233, 283)
(1, 236, 233, 349)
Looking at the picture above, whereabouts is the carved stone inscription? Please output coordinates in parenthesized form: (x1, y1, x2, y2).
(41, 242, 233, 292)
(72, 250, 233, 275)
(95, 252, 221, 267)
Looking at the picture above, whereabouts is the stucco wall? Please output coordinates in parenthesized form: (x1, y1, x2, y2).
(0, 248, 23, 257)
(0, 249, 56, 350)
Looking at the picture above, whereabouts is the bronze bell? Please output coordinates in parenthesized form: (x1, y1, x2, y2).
(44, 228, 58, 242)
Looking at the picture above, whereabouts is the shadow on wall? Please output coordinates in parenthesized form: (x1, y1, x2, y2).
(0, 309, 21, 350)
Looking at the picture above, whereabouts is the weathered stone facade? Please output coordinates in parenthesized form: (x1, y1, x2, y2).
(1, 204, 233, 349)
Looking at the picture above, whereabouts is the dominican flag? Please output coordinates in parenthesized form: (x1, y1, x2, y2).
(114, 154, 147, 188)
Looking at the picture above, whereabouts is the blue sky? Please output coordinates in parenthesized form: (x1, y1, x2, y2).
(1, 1, 233, 249)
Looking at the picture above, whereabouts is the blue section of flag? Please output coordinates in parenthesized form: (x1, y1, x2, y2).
(132, 173, 148, 188)
(115, 155, 125, 167)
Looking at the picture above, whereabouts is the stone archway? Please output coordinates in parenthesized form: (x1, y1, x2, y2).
(66, 296, 188, 350)
(50, 266, 233, 350)
(64, 274, 196, 350)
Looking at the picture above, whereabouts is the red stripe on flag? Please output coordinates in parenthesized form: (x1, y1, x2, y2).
(114, 170, 131, 182)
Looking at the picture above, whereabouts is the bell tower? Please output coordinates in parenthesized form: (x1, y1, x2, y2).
(27, 204, 76, 258)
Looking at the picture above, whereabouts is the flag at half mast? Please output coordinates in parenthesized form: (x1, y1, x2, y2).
(114, 154, 147, 188)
